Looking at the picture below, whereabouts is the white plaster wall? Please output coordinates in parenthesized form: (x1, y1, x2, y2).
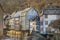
(41, 15, 58, 34)
(43, 15, 57, 28)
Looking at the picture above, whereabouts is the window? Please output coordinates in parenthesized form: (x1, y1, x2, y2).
(40, 22, 43, 25)
(45, 21, 48, 25)
(45, 15, 48, 18)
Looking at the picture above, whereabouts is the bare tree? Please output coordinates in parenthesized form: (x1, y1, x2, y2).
(49, 19, 60, 30)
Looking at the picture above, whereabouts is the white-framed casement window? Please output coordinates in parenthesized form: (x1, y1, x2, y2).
(45, 21, 48, 25)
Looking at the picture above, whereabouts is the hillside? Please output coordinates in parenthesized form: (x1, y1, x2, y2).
(0, 0, 60, 16)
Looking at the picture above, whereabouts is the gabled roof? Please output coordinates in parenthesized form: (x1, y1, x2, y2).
(3, 13, 10, 20)
(45, 4, 60, 9)
(43, 4, 60, 15)
(26, 7, 39, 20)
(11, 11, 22, 18)
(11, 7, 31, 18)
(11, 7, 40, 21)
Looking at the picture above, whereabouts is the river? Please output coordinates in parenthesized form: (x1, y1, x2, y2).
(0, 36, 46, 40)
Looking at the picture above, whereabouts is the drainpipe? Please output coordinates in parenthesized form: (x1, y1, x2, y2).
(28, 20, 30, 36)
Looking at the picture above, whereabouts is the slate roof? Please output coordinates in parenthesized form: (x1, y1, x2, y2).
(43, 4, 60, 15)
(26, 7, 39, 20)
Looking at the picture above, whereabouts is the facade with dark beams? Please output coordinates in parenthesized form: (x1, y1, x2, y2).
(40, 4, 60, 34)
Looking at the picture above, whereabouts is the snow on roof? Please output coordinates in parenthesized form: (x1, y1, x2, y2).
(11, 7, 39, 21)
(11, 7, 31, 18)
